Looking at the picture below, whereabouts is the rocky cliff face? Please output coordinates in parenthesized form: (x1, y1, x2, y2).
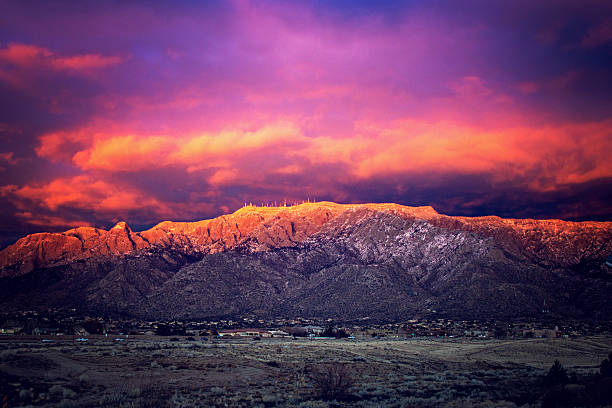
(1, 202, 611, 320)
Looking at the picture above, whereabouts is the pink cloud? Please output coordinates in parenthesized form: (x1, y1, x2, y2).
(0, 152, 18, 165)
(0, 43, 124, 71)
(518, 82, 540, 94)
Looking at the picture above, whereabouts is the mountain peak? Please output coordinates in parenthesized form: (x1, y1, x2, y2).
(111, 221, 131, 232)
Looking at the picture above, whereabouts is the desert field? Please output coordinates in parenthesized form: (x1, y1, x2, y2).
(1, 335, 611, 407)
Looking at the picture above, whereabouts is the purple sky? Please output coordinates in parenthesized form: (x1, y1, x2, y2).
(0, 0, 611, 245)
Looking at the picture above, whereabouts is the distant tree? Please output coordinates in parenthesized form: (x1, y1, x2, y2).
(286, 327, 307, 337)
(322, 326, 335, 338)
(173, 325, 186, 336)
(494, 325, 507, 338)
(545, 360, 568, 387)
(83, 319, 104, 335)
(334, 328, 349, 339)
(601, 352, 612, 377)
(156, 323, 186, 336)
(321, 326, 350, 338)
(155, 324, 172, 336)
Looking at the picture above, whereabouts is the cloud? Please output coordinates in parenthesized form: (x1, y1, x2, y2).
(0, 43, 125, 91)
(32, 116, 612, 196)
(0, 152, 18, 166)
(14, 212, 91, 228)
(40, 122, 307, 173)
(350, 119, 612, 190)
(11, 175, 171, 215)
(72, 135, 175, 172)
(581, 19, 612, 48)
(0, 43, 124, 71)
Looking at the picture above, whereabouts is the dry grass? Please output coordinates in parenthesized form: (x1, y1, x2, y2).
(0, 336, 610, 407)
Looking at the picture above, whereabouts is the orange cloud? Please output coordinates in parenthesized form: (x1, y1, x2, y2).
(43, 122, 307, 173)
(172, 122, 306, 164)
(349, 118, 612, 191)
(72, 135, 174, 171)
(32, 117, 612, 200)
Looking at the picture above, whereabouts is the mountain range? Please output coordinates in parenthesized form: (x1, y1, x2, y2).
(1, 202, 611, 321)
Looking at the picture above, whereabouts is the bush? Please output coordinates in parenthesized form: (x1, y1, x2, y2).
(309, 362, 355, 401)
(544, 360, 568, 387)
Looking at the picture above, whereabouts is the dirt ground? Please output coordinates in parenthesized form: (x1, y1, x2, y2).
(0, 335, 611, 407)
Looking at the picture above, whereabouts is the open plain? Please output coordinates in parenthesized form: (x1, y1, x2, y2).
(1, 335, 611, 407)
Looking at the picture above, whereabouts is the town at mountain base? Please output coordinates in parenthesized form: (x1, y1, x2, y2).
(0, 202, 611, 321)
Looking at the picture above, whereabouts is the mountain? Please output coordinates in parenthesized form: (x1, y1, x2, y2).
(1, 202, 611, 321)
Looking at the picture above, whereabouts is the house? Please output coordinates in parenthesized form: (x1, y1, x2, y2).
(464, 330, 490, 338)
(268, 330, 290, 337)
(0, 327, 22, 335)
(302, 325, 324, 335)
(218, 328, 273, 337)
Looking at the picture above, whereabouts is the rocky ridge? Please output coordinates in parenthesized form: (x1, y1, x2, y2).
(2, 202, 610, 276)
(0, 202, 611, 320)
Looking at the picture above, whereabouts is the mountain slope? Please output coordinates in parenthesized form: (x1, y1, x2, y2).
(0, 202, 611, 320)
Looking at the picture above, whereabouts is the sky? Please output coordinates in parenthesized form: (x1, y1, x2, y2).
(0, 0, 611, 245)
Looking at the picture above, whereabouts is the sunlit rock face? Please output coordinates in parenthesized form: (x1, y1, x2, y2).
(0, 202, 611, 320)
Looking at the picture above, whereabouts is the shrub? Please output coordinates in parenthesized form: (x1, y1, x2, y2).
(58, 399, 77, 408)
(100, 390, 128, 407)
(137, 380, 171, 408)
(541, 385, 578, 408)
(49, 385, 66, 395)
(544, 360, 568, 387)
(600, 352, 612, 377)
(19, 389, 32, 401)
(309, 362, 355, 401)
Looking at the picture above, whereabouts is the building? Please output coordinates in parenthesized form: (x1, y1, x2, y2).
(218, 328, 273, 337)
